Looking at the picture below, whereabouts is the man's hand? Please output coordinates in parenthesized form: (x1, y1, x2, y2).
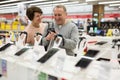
(45, 32, 56, 41)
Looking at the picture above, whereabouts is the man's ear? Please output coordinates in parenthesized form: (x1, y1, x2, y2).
(65, 12, 67, 16)
(65, 12, 67, 18)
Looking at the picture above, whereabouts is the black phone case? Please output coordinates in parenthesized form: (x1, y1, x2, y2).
(75, 58, 92, 68)
(95, 41, 107, 45)
(48, 75, 58, 80)
(37, 48, 59, 63)
(84, 50, 99, 57)
(15, 48, 29, 56)
(97, 58, 110, 61)
(0, 43, 12, 51)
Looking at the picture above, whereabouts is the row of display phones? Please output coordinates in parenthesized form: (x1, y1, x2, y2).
(0, 43, 100, 68)
(15, 47, 59, 63)
(0, 43, 60, 64)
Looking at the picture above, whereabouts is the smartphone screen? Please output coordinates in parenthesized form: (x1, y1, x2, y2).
(75, 58, 92, 68)
(97, 58, 110, 61)
(95, 41, 107, 45)
(37, 48, 59, 63)
(15, 48, 29, 56)
(84, 49, 99, 57)
(118, 60, 120, 64)
(48, 75, 58, 80)
(0, 43, 12, 51)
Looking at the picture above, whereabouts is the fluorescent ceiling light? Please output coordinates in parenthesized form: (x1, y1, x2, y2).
(0, 0, 47, 7)
(37, 2, 87, 7)
(0, 6, 17, 9)
(61, 0, 69, 1)
(0, 7, 17, 10)
(109, 3, 120, 6)
(99, 1, 120, 4)
(0, 0, 20, 4)
(30, 0, 68, 6)
(62, 1, 79, 5)
(32, 1, 79, 7)
(0, 5, 17, 10)
(0, 3, 17, 7)
(64, 3, 88, 6)
(86, 0, 97, 2)
(20, 0, 47, 4)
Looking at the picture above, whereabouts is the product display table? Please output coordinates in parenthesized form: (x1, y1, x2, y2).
(0, 36, 120, 80)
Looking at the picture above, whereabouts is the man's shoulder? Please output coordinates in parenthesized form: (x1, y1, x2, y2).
(67, 21, 78, 28)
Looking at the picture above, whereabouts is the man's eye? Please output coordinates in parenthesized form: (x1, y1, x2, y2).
(58, 14, 61, 16)
(54, 14, 61, 16)
(54, 14, 57, 16)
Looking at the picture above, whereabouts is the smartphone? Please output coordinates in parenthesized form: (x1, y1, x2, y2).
(84, 49, 99, 57)
(75, 58, 92, 68)
(97, 58, 110, 61)
(37, 48, 59, 63)
(15, 48, 29, 56)
(95, 41, 107, 45)
(0, 74, 2, 77)
(48, 75, 58, 80)
(0, 43, 12, 51)
(119, 61, 120, 64)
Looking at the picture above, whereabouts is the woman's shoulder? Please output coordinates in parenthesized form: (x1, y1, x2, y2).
(24, 24, 32, 32)
(40, 22, 48, 28)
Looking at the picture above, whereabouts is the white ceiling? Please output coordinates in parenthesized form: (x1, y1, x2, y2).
(0, 0, 120, 6)
(0, 0, 120, 14)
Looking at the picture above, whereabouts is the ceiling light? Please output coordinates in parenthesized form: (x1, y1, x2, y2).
(20, 0, 47, 4)
(109, 3, 120, 6)
(30, 0, 68, 6)
(39, 2, 87, 7)
(86, 0, 97, 2)
(61, 0, 69, 1)
(0, 3, 17, 7)
(0, 0, 21, 4)
(99, 1, 120, 4)
(0, 6, 17, 9)
(0, 0, 68, 7)
(62, 1, 79, 5)
(71, 3, 88, 6)
(0, 7, 17, 10)
(0, 0, 47, 7)
(35, 1, 79, 6)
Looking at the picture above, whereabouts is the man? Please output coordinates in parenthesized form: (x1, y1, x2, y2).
(42, 5, 79, 56)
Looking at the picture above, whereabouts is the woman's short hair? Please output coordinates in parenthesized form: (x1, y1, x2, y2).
(26, 6, 43, 21)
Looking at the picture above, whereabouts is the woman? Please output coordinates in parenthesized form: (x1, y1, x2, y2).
(25, 6, 45, 45)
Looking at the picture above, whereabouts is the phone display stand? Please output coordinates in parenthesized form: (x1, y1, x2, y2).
(33, 33, 45, 53)
(23, 33, 45, 61)
(77, 37, 87, 57)
(112, 29, 120, 36)
(89, 27, 94, 33)
(51, 35, 67, 72)
(16, 32, 27, 49)
(37, 35, 66, 73)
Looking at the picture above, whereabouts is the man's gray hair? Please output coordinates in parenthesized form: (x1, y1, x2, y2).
(53, 5, 67, 12)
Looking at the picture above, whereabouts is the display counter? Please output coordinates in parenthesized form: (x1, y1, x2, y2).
(0, 35, 120, 80)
